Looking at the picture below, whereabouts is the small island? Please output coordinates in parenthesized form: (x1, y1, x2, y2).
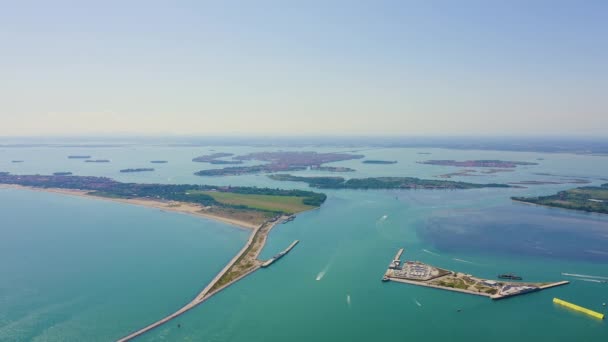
(53, 172, 73, 176)
(85, 159, 110, 163)
(363, 160, 397, 164)
(384, 248, 568, 300)
(512, 184, 608, 214)
(120, 168, 155, 173)
(419, 159, 538, 168)
(269, 174, 510, 190)
(68, 155, 91, 159)
(508, 179, 590, 185)
(209, 160, 243, 165)
(310, 166, 355, 172)
(195, 151, 364, 177)
(436, 168, 515, 178)
(150, 160, 168, 164)
(192, 152, 235, 163)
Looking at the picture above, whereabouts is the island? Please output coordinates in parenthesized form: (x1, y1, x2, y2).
(195, 151, 364, 176)
(418, 160, 538, 168)
(363, 160, 397, 164)
(68, 155, 91, 159)
(436, 169, 479, 178)
(53, 172, 73, 176)
(85, 159, 110, 163)
(150, 160, 168, 164)
(120, 168, 155, 173)
(310, 166, 355, 172)
(0, 172, 326, 341)
(192, 152, 235, 163)
(384, 248, 568, 300)
(0, 173, 325, 226)
(512, 184, 608, 214)
(508, 179, 591, 185)
(209, 160, 243, 165)
(269, 174, 511, 189)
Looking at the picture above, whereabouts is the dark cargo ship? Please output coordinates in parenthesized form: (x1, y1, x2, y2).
(498, 273, 523, 280)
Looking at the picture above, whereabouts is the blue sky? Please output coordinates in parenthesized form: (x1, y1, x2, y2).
(1, 0, 607, 136)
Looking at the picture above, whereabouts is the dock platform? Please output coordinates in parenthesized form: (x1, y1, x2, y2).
(262, 240, 299, 268)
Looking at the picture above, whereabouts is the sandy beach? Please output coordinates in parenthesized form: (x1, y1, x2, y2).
(0, 184, 257, 229)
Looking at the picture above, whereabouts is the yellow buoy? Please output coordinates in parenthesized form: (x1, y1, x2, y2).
(553, 298, 604, 319)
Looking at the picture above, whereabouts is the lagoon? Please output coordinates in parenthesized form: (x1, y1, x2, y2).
(0, 146, 607, 341)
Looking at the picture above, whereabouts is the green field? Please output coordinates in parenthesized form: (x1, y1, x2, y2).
(191, 191, 316, 214)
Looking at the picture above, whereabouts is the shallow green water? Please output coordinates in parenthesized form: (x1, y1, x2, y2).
(0, 146, 607, 341)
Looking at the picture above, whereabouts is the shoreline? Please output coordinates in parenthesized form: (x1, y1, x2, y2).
(2, 183, 298, 341)
(511, 198, 608, 216)
(0, 184, 257, 229)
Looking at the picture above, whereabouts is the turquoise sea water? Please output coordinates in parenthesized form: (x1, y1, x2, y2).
(0, 146, 607, 341)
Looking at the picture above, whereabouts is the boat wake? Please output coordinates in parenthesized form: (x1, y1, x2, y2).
(346, 294, 351, 308)
(413, 299, 422, 307)
(376, 215, 388, 225)
(316, 262, 332, 281)
(562, 273, 608, 280)
(579, 278, 604, 283)
(422, 249, 440, 256)
(453, 258, 475, 264)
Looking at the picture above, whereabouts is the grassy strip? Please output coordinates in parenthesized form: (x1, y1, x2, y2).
(193, 191, 315, 214)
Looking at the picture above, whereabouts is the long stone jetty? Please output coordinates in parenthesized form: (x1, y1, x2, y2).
(117, 216, 295, 341)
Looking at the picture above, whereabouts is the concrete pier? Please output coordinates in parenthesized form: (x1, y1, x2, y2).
(394, 248, 404, 261)
(262, 240, 299, 267)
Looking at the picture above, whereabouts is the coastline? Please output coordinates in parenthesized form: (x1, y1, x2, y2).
(1, 183, 307, 341)
(511, 198, 608, 216)
(0, 184, 258, 229)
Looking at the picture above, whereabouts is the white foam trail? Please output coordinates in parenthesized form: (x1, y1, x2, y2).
(375, 215, 389, 227)
(579, 278, 603, 283)
(562, 273, 608, 280)
(422, 249, 440, 256)
(316, 262, 332, 281)
(453, 258, 475, 264)
(346, 294, 351, 307)
(414, 299, 422, 307)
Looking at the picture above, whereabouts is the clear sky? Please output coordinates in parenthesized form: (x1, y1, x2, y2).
(1, 0, 607, 136)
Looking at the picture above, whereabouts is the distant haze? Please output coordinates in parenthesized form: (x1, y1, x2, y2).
(1, 1, 607, 136)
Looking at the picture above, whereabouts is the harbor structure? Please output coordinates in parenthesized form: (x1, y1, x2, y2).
(384, 248, 569, 300)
